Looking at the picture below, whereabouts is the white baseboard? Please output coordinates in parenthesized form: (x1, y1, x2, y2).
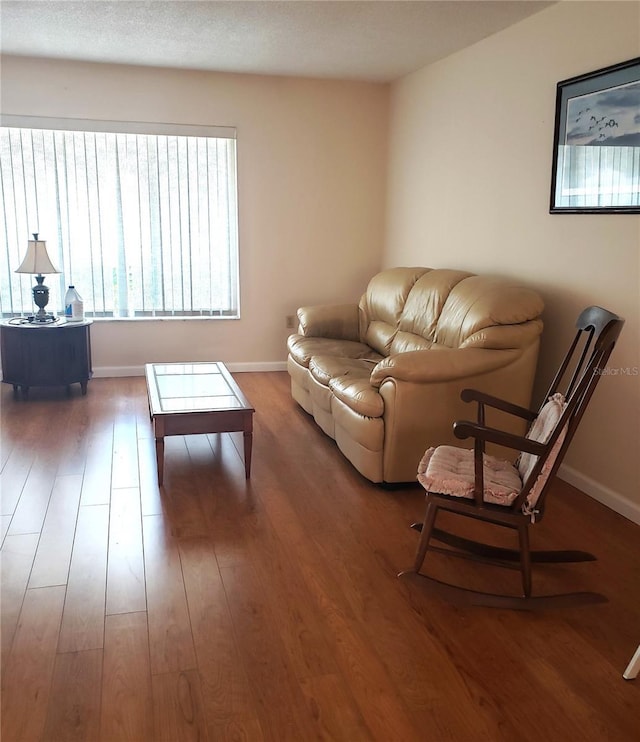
(558, 463, 640, 526)
(92, 361, 288, 378)
(228, 362, 288, 373)
(93, 366, 143, 378)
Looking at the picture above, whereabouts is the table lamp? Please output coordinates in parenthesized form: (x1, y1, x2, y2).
(15, 233, 60, 323)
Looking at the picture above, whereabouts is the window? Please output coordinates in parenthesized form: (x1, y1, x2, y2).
(554, 145, 640, 209)
(0, 117, 239, 319)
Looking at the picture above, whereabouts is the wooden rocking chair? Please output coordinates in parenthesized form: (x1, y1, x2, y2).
(400, 306, 624, 609)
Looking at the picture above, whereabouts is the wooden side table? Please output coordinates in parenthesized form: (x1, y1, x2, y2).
(0, 318, 93, 398)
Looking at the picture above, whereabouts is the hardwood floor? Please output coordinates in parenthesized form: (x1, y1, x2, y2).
(1, 372, 639, 741)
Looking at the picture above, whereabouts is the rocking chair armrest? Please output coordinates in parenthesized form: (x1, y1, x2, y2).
(453, 420, 547, 456)
(460, 388, 537, 422)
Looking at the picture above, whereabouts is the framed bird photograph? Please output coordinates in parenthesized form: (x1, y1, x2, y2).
(550, 56, 640, 213)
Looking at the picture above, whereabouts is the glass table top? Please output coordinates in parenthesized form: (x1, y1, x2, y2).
(146, 362, 252, 415)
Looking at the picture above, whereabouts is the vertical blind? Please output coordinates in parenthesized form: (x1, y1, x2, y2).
(554, 144, 640, 209)
(0, 121, 239, 318)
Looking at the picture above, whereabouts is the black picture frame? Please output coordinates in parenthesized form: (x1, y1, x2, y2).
(550, 57, 640, 214)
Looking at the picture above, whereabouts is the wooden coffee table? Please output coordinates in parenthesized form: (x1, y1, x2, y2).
(145, 362, 254, 485)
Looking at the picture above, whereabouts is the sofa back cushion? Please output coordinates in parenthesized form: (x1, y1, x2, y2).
(434, 275, 545, 349)
(359, 267, 427, 356)
(391, 269, 473, 354)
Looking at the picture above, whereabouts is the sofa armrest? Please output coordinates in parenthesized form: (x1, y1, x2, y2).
(296, 303, 360, 341)
(369, 348, 521, 387)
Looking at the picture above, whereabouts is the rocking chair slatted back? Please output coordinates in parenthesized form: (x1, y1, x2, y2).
(515, 305, 624, 517)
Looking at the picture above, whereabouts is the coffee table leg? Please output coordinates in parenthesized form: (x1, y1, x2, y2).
(155, 437, 165, 485)
(243, 431, 252, 478)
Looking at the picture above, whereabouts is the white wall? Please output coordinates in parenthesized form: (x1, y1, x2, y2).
(0, 57, 389, 372)
(386, 1, 640, 517)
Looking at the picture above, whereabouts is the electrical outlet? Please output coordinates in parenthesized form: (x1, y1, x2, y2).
(286, 315, 295, 329)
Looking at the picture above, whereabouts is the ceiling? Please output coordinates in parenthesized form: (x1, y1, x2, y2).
(0, 0, 554, 83)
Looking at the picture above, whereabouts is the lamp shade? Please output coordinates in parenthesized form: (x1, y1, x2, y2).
(15, 234, 60, 275)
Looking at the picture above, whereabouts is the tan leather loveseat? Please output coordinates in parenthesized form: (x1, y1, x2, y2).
(287, 267, 544, 483)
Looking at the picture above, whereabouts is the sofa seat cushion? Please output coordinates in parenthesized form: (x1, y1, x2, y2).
(287, 335, 380, 369)
(329, 376, 384, 418)
(309, 355, 379, 387)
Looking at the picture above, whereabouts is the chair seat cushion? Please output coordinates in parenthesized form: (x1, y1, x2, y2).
(417, 446, 522, 506)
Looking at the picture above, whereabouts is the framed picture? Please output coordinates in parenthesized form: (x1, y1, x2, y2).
(550, 57, 640, 213)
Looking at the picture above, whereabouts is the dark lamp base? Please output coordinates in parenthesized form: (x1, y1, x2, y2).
(27, 313, 58, 324)
(32, 274, 52, 322)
